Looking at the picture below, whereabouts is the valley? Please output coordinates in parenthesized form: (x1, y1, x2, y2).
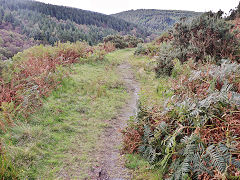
(0, 0, 240, 179)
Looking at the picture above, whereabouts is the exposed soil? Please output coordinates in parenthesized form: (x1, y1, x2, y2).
(91, 62, 139, 180)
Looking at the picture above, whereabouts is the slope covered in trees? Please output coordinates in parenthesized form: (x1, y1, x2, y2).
(0, 0, 149, 36)
(0, 0, 203, 60)
(0, 0, 150, 60)
(112, 9, 202, 35)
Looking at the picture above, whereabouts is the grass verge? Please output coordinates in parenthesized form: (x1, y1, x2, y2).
(1, 56, 128, 179)
(123, 50, 171, 179)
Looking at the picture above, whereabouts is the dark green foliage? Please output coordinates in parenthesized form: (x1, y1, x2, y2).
(134, 43, 161, 56)
(134, 44, 147, 55)
(3, 12, 14, 23)
(172, 12, 238, 63)
(103, 35, 143, 49)
(227, 2, 240, 20)
(0, 0, 150, 39)
(112, 9, 202, 35)
(0, 0, 158, 59)
(104, 35, 128, 49)
(155, 42, 175, 76)
(124, 35, 144, 48)
(155, 12, 239, 77)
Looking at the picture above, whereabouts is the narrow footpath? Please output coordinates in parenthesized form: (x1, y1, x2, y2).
(91, 61, 139, 180)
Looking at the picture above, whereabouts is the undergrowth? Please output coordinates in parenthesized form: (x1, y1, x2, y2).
(1, 52, 128, 178)
(0, 41, 118, 178)
(124, 56, 240, 179)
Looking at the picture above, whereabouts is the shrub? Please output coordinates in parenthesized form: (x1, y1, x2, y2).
(227, 2, 240, 20)
(134, 43, 161, 57)
(155, 12, 240, 77)
(124, 35, 143, 48)
(103, 34, 143, 49)
(154, 32, 172, 45)
(155, 42, 175, 76)
(174, 12, 239, 62)
(134, 44, 147, 55)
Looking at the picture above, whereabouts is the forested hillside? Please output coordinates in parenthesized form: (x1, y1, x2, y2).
(0, 0, 149, 60)
(0, 0, 149, 37)
(112, 9, 202, 35)
(0, 0, 202, 60)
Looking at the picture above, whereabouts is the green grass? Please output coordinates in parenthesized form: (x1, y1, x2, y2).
(1, 48, 170, 179)
(105, 49, 171, 179)
(128, 52, 170, 108)
(122, 50, 172, 179)
(106, 48, 135, 65)
(125, 154, 163, 180)
(2, 57, 128, 179)
(107, 48, 169, 108)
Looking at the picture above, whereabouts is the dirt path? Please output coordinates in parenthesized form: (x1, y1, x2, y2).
(91, 62, 139, 180)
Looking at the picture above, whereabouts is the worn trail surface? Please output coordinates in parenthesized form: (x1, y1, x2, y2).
(91, 62, 139, 180)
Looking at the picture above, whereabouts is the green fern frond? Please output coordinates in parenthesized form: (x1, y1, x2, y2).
(206, 144, 227, 173)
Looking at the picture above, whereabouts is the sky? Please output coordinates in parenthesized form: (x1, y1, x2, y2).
(36, 0, 240, 15)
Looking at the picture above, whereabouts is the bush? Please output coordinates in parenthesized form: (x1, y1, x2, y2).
(134, 44, 147, 55)
(124, 35, 143, 48)
(154, 32, 172, 45)
(155, 12, 240, 77)
(227, 2, 240, 20)
(134, 43, 161, 57)
(174, 12, 239, 62)
(103, 34, 143, 49)
(155, 42, 175, 76)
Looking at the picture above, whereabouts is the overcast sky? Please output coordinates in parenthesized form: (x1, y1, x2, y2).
(36, 0, 239, 15)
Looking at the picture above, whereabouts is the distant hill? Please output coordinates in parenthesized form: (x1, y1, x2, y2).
(0, 0, 151, 60)
(0, 0, 202, 60)
(112, 9, 202, 35)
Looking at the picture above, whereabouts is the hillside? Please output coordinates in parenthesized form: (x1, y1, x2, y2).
(0, 0, 203, 60)
(112, 9, 202, 35)
(0, 2, 240, 179)
(0, 0, 149, 35)
(0, 0, 150, 60)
